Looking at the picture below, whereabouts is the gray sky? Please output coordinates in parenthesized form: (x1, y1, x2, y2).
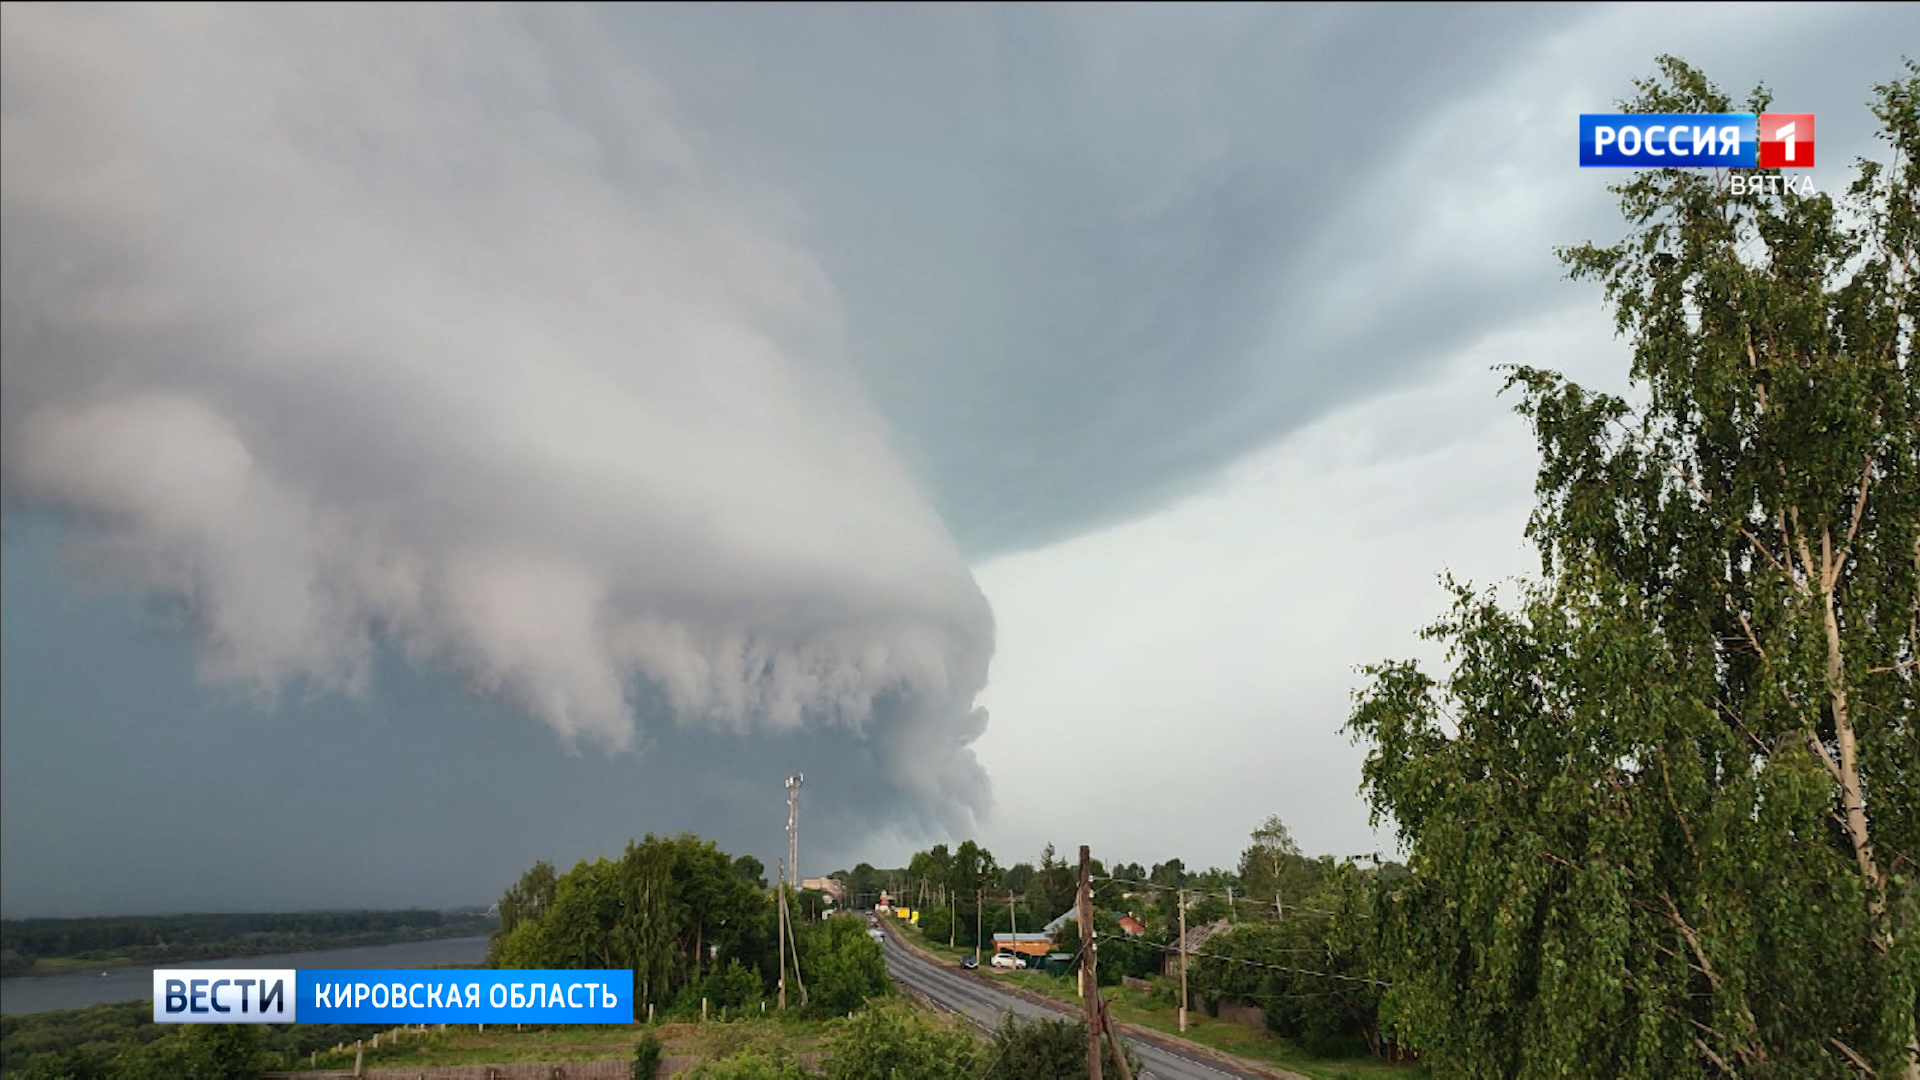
(3, 2, 1913, 915)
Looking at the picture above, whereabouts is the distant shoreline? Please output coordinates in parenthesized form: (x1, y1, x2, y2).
(0, 941, 480, 976)
(2, 915, 496, 980)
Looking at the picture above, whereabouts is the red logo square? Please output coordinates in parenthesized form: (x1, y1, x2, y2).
(1758, 113, 1815, 168)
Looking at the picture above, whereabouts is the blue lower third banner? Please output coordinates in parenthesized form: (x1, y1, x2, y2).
(154, 969, 634, 1024)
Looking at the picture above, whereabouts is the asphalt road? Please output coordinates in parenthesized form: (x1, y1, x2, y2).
(878, 929, 1286, 1080)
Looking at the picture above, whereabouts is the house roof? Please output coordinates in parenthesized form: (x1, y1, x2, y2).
(1167, 918, 1232, 953)
(991, 932, 1053, 943)
(1044, 909, 1147, 937)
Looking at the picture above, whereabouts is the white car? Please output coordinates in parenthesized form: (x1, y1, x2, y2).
(989, 952, 1027, 970)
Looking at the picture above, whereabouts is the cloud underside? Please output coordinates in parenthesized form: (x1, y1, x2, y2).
(0, 4, 993, 826)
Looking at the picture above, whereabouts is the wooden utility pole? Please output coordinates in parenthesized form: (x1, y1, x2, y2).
(776, 858, 787, 1012)
(1079, 845, 1101, 1080)
(1177, 889, 1189, 1032)
(976, 888, 984, 967)
(783, 883, 808, 1006)
(1099, 993, 1135, 1080)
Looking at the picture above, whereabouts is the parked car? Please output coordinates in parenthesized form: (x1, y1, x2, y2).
(989, 952, 1027, 970)
(959, 956, 978, 970)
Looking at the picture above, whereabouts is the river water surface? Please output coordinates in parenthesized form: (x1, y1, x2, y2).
(0, 936, 491, 1016)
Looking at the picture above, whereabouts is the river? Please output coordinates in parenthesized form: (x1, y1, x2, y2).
(0, 936, 491, 1016)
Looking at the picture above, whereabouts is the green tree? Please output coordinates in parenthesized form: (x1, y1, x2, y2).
(486, 833, 778, 1014)
(1349, 58, 1920, 1079)
(915, 904, 954, 946)
(795, 914, 890, 1015)
(1027, 845, 1077, 924)
(733, 855, 768, 889)
(823, 1002, 979, 1080)
(697, 957, 764, 1013)
(1237, 816, 1323, 917)
(837, 863, 881, 909)
(489, 860, 557, 958)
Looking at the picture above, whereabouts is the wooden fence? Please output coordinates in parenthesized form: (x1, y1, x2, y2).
(263, 1060, 645, 1080)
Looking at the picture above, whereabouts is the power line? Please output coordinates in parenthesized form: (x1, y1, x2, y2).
(1179, 944, 1391, 987)
(1094, 874, 1342, 919)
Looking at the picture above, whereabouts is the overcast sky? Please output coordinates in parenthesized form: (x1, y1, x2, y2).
(3, 2, 1913, 916)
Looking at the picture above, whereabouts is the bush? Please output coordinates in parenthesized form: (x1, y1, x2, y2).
(633, 1032, 664, 1080)
(822, 1002, 978, 1080)
(700, 959, 764, 1013)
(977, 1014, 1139, 1080)
(681, 1048, 814, 1080)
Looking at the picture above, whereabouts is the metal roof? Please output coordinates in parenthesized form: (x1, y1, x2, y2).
(1169, 918, 1232, 953)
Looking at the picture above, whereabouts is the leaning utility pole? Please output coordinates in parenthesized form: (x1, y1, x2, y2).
(1177, 889, 1189, 1032)
(785, 774, 804, 890)
(1079, 845, 1101, 1080)
(782, 881, 808, 1007)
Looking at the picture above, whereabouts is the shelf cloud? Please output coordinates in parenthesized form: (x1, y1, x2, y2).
(1, 4, 994, 830)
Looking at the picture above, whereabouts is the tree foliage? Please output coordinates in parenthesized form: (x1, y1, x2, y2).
(823, 1002, 980, 1080)
(1349, 57, 1919, 1079)
(794, 914, 891, 1015)
(489, 834, 774, 1013)
(975, 1013, 1141, 1080)
(1188, 863, 1387, 1058)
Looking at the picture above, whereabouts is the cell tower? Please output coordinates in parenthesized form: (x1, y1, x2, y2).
(785, 773, 804, 889)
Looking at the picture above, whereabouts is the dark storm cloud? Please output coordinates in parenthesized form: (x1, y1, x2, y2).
(0, 524, 962, 915)
(603, 2, 1600, 554)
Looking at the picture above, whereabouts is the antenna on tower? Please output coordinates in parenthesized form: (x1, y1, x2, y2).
(785, 774, 804, 890)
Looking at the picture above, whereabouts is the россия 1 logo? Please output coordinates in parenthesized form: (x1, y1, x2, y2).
(1579, 112, 1816, 194)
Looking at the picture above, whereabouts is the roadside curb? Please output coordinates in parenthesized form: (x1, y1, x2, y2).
(879, 918, 1312, 1080)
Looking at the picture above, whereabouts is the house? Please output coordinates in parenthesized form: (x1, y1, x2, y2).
(1043, 909, 1146, 938)
(1161, 918, 1232, 977)
(990, 932, 1054, 959)
(800, 877, 843, 903)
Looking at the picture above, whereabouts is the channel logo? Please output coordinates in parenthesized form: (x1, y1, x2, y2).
(152, 968, 636, 1024)
(154, 970, 295, 1024)
(1758, 113, 1815, 168)
(1580, 113, 1814, 168)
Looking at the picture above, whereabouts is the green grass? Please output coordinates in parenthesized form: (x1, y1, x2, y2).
(981, 970, 1421, 1080)
(281, 1016, 838, 1072)
(901, 926, 976, 964)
